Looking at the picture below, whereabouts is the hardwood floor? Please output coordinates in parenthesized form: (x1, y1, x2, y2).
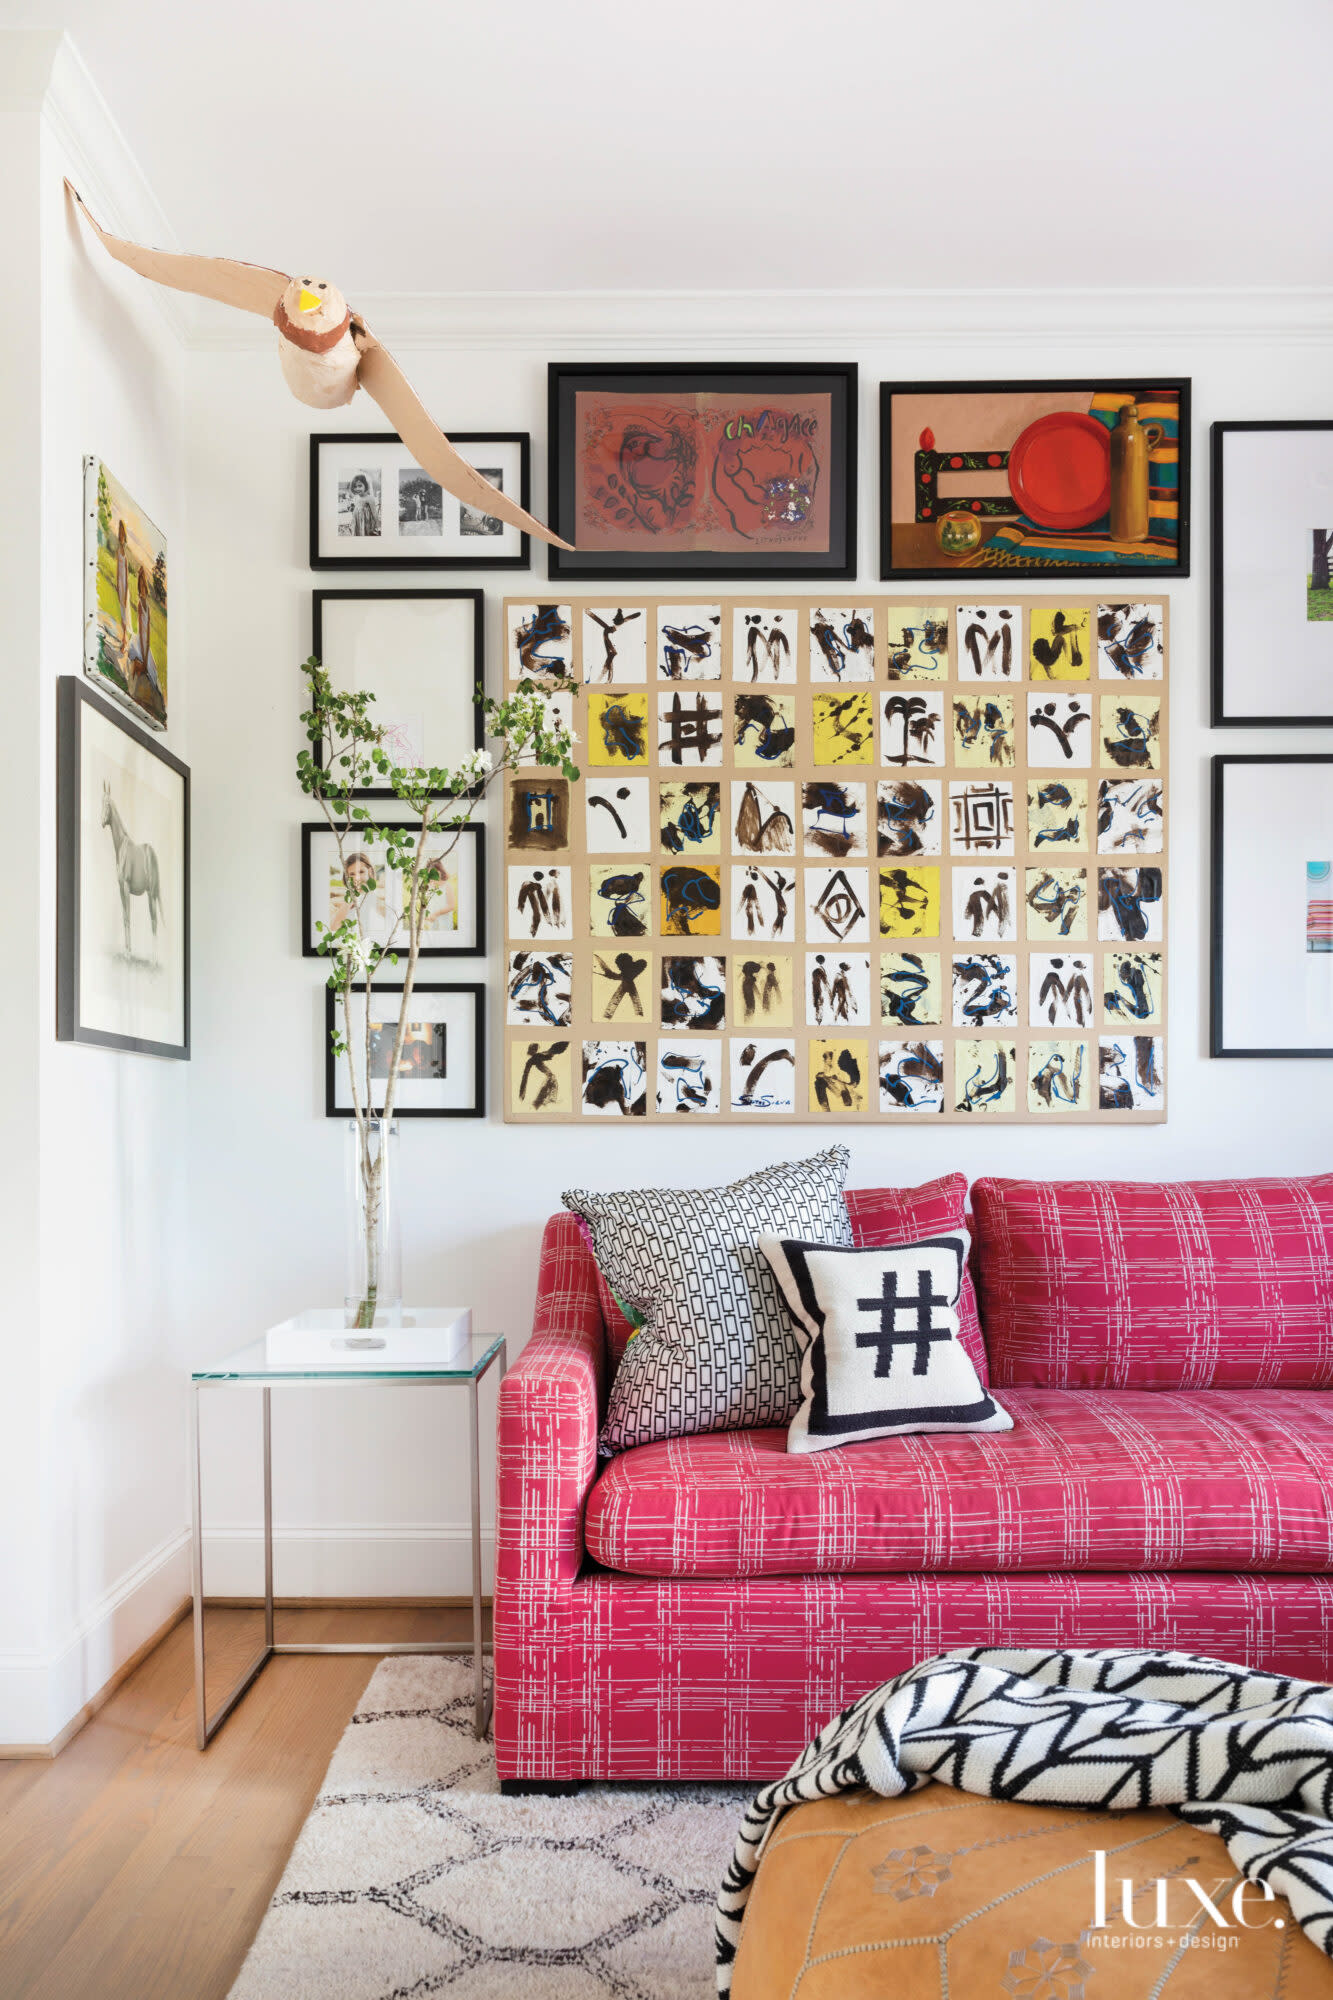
(0, 1603, 486, 2000)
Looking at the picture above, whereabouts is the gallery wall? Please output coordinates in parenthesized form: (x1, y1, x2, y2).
(0, 32, 191, 1747)
(184, 308, 1333, 1600)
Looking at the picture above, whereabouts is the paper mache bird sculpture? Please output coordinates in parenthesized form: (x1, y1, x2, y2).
(65, 181, 570, 550)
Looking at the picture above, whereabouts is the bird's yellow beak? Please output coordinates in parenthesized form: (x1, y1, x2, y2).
(298, 287, 322, 313)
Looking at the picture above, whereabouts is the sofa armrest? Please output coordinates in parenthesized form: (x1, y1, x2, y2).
(495, 1215, 607, 1589)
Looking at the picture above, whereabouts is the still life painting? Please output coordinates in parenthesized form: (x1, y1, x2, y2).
(548, 365, 857, 580)
(83, 458, 168, 731)
(880, 380, 1191, 581)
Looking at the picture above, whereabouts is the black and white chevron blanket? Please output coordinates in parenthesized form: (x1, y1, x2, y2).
(715, 1647, 1333, 1995)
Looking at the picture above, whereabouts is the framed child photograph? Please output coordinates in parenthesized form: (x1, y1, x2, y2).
(309, 431, 531, 569)
(57, 676, 190, 1059)
(546, 363, 858, 582)
(1211, 421, 1333, 725)
(301, 821, 485, 958)
(880, 379, 1191, 582)
(311, 589, 484, 799)
(324, 982, 485, 1117)
(1211, 754, 1333, 1057)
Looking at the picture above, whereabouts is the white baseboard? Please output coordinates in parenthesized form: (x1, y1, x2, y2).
(0, 1528, 190, 1749)
(200, 1524, 495, 1601)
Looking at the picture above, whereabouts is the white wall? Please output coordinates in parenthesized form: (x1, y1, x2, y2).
(0, 32, 191, 1747)
(185, 306, 1333, 1598)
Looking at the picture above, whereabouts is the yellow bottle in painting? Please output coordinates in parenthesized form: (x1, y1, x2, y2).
(1109, 403, 1158, 543)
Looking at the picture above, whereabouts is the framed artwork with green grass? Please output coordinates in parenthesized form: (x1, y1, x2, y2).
(1212, 422, 1333, 726)
(83, 458, 168, 733)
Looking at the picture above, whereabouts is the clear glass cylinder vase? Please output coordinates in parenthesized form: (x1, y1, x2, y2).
(345, 1117, 403, 1329)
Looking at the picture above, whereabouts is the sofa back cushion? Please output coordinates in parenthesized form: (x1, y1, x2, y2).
(846, 1178, 988, 1387)
(972, 1175, 1333, 1389)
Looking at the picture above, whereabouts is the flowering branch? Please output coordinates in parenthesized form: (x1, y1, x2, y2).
(297, 657, 577, 1324)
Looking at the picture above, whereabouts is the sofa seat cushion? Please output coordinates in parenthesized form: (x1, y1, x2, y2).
(583, 1387, 1333, 1578)
(972, 1174, 1333, 1388)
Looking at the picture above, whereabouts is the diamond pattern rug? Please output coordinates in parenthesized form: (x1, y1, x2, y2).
(229, 1657, 749, 1999)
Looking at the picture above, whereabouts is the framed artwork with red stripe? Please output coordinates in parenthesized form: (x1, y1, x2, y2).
(1211, 754, 1333, 1057)
(880, 379, 1191, 582)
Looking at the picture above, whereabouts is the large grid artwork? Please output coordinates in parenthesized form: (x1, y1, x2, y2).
(502, 597, 1168, 1123)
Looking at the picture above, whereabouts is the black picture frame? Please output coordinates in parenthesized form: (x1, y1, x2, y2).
(311, 588, 485, 800)
(300, 821, 486, 958)
(546, 362, 858, 582)
(879, 377, 1193, 582)
(1211, 753, 1333, 1058)
(1211, 420, 1333, 727)
(324, 981, 486, 1117)
(310, 431, 531, 570)
(56, 675, 190, 1060)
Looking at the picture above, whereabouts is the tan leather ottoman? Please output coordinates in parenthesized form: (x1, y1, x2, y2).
(731, 1782, 1332, 1997)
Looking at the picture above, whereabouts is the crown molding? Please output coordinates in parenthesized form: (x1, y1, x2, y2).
(33, 31, 191, 346)
(188, 284, 1333, 354)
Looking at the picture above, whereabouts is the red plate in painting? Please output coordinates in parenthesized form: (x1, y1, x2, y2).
(1007, 412, 1111, 530)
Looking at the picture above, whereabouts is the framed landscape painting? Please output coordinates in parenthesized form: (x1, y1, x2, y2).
(547, 364, 857, 582)
(57, 677, 189, 1059)
(83, 457, 168, 731)
(310, 431, 531, 569)
(1211, 755, 1333, 1057)
(880, 380, 1191, 581)
(1211, 421, 1333, 725)
(311, 590, 484, 799)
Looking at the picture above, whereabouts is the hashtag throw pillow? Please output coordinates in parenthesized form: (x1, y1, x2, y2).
(760, 1232, 1013, 1455)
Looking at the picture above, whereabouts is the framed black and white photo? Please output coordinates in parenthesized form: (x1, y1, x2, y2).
(325, 982, 485, 1117)
(546, 363, 858, 582)
(310, 432, 530, 569)
(57, 676, 189, 1059)
(1211, 755, 1333, 1057)
(301, 822, 485, 958)
(1212, 421, 1333, 725)
(312, 589, 484, 799)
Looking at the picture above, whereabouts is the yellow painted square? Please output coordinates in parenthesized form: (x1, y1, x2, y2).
(811, 690, 875, 765)
(1030, 607, 1092, 679)
(879, 865, 940, 939)
(809, 1039, 871, 1113)
(587, 690, 649, 766)
(954, 1039, 1018, 1113)
(509, 1037, 572, 1114)
(660, 862, 723, 937)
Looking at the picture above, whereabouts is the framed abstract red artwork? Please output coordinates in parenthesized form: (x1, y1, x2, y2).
(547, 365, 857, 582)
(880, 379, 1191, 582)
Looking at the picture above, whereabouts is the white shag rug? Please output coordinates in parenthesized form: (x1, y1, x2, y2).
(229, 1657, 750, 1999)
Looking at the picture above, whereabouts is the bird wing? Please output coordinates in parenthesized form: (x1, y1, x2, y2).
(66, 181, 289, 319)
(353, 324, 572, 551)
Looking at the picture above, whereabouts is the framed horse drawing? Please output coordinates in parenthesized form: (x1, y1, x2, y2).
(57, 678, 190, 1059)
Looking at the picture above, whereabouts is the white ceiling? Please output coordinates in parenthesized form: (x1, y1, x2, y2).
(18, 0, 1333, 297)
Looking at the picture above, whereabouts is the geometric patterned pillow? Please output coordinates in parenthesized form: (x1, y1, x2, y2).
(565, 1147, 853, 1454)
(760, 1232, 1012, 1454)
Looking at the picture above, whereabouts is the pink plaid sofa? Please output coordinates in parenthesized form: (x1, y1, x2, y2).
(493, 1174, 1333, 1787)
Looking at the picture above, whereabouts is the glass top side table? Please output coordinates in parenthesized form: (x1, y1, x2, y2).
(189, 1319, 506, 1750)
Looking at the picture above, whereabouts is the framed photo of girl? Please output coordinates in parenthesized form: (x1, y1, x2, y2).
(57, 676, 190, 1059)
(324, 982, 485, 1117)
(301, 822, 485, 958)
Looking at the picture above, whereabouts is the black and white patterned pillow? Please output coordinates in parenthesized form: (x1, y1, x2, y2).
(565, 1147, 852, 1454)
(760, 1232, 1013, 1454)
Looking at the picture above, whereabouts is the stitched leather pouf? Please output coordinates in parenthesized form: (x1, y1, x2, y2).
(731, 1782, 1331, 1998)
